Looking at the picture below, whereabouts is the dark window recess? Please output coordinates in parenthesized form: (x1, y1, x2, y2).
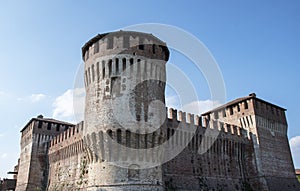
(116, 58, 119, 74)
(122, 58, 126, 71)
(229, 107, 233, 115)
(136, 114, 141, 122)
(107, 37, 113, 49)
(222, 109, 226, 117)
(128, 166, 140, 181)
(117, 129, 122, 143)
(47, 123, 51, 130)
(237, 104, 240, 112)
(92, 65, 95, 82)
(85, 71, 88, 86)
(111, 77, 121, 97)
(107, 129, 113, 138)
(108, 60, 112, 77)
(56, 124, 60, 131)
(152, 44, 156, 54)
(96, 62, 100, 80)
(126, 130, 131, 147)
(130, 58, 134, 66)
(85, 50, 89, 60)
(138, 44, 144, 50)
(244, 101, 248, 109)
(102, 67, 105, 79)
(38, 121, 43, 129)
(94, 41, 99, 53)
(130, 58, 134, 74)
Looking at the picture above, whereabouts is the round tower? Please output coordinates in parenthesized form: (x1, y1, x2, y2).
(82, 31, 169, 190)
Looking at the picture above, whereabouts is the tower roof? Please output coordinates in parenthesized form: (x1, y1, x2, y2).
(20, 116, 74, 132)
(81, 30, 169, 61)
(201, 93, 286, 116)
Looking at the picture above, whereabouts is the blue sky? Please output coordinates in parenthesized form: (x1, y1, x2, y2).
(0, 1, 299, 178)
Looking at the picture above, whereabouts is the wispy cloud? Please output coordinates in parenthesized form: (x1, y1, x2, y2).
(166, 95, 181, 109)
(166, 96, 220, 115)
(289, 136, 300, 168)
(30, 94, 46, 103)
(1, 153, 7, 159)
(17, 93, 47, 103)
(52, 88, 85, 123)
(182, 100, 221, 115)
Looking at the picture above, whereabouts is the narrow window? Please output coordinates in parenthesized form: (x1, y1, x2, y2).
(116, 58, 119, 74)
(107, 129, 113, 138)
(126, 130, 131, 147)
(85, 71, 88, 86)
(92, 64, 95, 82)
(244, 101, 248, 109)
(222, 109, 226, 117)
(130, 58, 134, 66)
(111, 77, 121, 97)
(102, 61, 105, 79)
(122, 58, 126, 72)
(229, 107, 233, 115)
(152, 44, 156, 54)
(38, 121, 43, 129)
(94, 41, 99, 54)
(85, 49, 89, 60)
(96, 62, 100, 81)
(108, 60, 112, 77)
(138, 44, 144, 50)
(47, 123, 51, 130)
(117, 129, 122, 144)
(88, 67, 91, 84)
(237, 104, 240, 112)
(130, 58, 134, 74)
(56, 124, 60, 131)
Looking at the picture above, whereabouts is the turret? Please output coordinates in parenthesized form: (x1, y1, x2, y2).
(82, 31, 169, 190)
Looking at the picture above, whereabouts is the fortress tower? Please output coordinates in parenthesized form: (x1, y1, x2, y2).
(81, 31, 169, 190)
(15, 116, 74, 191)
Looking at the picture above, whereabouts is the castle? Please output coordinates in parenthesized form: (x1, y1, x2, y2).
(13, 31, 299, 191)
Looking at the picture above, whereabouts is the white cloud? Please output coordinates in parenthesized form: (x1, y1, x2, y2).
(52, 88, 85, 123)
(0, 91, 10, 100)
(166, 96, 221, 115)
(290, 136, 300, 168)
(182, 100, 221, 115)
(290, 136, 300, 150)
(0, 134, 4, 137)
(1, 153, 7, 159)
(166, 95, 181, 109)
(30, 93, 46, 103)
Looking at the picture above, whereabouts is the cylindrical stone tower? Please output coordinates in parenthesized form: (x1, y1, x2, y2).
(81, 31, 169, 190)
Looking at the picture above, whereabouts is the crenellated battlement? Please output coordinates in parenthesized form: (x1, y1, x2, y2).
(82, 31, 169, 62)
(166, 107, 247, 138)
(49, 121, 84, 149)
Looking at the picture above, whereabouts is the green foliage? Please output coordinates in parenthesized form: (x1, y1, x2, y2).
(297, 175, 300, 183)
